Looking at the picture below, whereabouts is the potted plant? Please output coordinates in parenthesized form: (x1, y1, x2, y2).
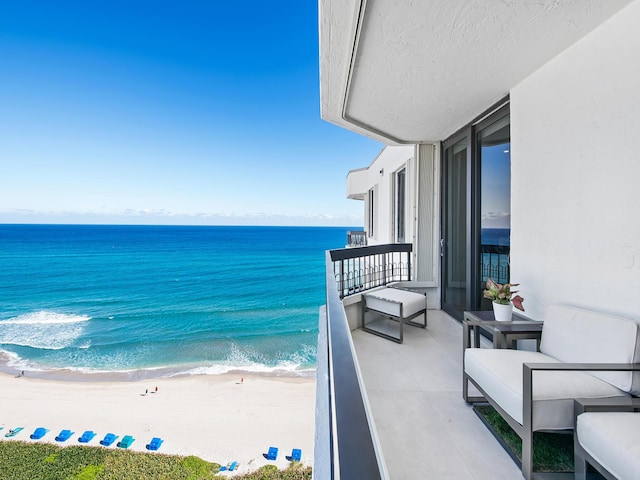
(483, 278, 524, 321)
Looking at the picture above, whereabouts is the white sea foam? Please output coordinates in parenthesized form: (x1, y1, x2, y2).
(0, 311, 90, 350)
(0, 311, 90, 325)
(0, 349, 49, 372)
(178, 342, 316, 377)
(0, 348, 315, 381)
(183, 361, 302, 376)
(1, 349, 24, 366)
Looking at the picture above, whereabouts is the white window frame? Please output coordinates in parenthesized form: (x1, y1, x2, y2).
(368, 187, 376, 238)
(394, 167, 406, 243)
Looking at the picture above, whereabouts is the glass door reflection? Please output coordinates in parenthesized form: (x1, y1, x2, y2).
(478, 114, 511, 310)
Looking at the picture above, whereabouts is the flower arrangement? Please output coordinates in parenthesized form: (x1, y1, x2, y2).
(483, 278, 525, 311)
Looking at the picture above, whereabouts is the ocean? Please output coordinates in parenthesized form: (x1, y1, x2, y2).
(0, 224, 350, 380)
(481, 227, 510, 247)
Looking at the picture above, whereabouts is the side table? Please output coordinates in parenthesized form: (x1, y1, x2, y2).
(463, 310, 543, 350)
(462, 310, 543, 403)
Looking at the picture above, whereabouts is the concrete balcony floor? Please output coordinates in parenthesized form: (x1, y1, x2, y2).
(351, 309, 523, 480)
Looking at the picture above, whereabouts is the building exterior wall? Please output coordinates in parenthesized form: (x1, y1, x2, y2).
(510, 0, 640, 322)
(346, 144, 442, 308)
(350, 145, 415, 245)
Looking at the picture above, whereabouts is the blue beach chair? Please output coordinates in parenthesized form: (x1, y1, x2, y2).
(100, 433, 118, 446)
(286, 448, 302, 462)
(5, 427, 23, 437)
(117, 435, 135, 449)
(55, 429, 74, 442)
(78, 430, 96, 443)
(146, 437, 163, 451)
(30, 427, 49, 440)
(263, 446, 278, 460)
(219, 461, 238, 472)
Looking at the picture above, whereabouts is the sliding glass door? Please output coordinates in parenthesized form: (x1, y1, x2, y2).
(441, 103, 510, 320)
(441, 136, 469, 319)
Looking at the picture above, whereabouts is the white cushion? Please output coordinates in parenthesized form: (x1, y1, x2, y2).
(465, 348, 627, 430)
(541, 305, 640, 394)
(363, 288, 426, 318)
(577, 412, 640, 480)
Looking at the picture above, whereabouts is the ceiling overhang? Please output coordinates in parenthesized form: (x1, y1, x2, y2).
(319, 0, 633, 144)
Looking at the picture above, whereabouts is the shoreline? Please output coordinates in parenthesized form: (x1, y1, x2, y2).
(0, 363, 316, 383)
(0, 350, 316, 383)
(0, 371, 316, 474)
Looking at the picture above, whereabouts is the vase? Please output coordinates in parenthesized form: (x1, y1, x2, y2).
(492, 301, 513, 322)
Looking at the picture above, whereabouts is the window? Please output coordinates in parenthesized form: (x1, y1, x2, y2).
(395, 168, 406, 242)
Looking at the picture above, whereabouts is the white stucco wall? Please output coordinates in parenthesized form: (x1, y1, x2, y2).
(510, 0, 640, 322)
(353, 145, 415, 245)
(345, 144, 441, 310)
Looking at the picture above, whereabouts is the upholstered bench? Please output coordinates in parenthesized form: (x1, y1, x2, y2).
(463, 305, 640, 480)
(361, 287, 427, 343)
(575, 411, 640, 480)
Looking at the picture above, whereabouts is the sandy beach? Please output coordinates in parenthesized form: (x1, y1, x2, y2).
(0, 371, 315, 475)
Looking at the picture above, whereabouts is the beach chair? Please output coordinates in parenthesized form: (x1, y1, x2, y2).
(78, 430, 96, 443)
(145, 437, 163, 451)
(55, 429, 74, 442)
(263, 446, 278, 460)
(117, 435, 135, 449)
(219, 461, 238, 472)
(30, 427, 49, 440)
(5, 427, 23, 437)
(286, 448, 302, 462)
(100, 433, 118, 446)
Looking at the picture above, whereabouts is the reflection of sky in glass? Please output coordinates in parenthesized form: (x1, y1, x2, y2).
(481, 143, 511, 229)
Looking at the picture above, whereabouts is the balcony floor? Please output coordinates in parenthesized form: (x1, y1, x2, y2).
(352, 309, 523, 480)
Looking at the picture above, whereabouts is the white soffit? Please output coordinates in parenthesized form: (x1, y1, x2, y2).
(320, 0, 634, 143)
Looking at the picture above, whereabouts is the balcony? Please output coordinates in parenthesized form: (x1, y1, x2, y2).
(316, 244, 523, 479)
(329, 243, 412, 298)
(346, 230, 367, 248)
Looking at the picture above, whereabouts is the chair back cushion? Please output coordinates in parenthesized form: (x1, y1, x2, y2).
(540, 305, 640, 394)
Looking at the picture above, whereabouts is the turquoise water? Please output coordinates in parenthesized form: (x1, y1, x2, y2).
(0, 225, 349, 378)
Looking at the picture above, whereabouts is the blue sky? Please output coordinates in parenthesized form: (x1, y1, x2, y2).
(0, 1, 382, 226)
(481, 144, 511, 229)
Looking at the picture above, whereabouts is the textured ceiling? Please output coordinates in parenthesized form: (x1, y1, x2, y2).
(320, 0, 633, 143)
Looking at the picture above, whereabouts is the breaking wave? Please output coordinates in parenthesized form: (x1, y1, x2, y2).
(0, 311, 90, 350)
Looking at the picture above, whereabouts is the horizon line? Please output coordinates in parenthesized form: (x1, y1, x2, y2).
(0, 222, 364, 228)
